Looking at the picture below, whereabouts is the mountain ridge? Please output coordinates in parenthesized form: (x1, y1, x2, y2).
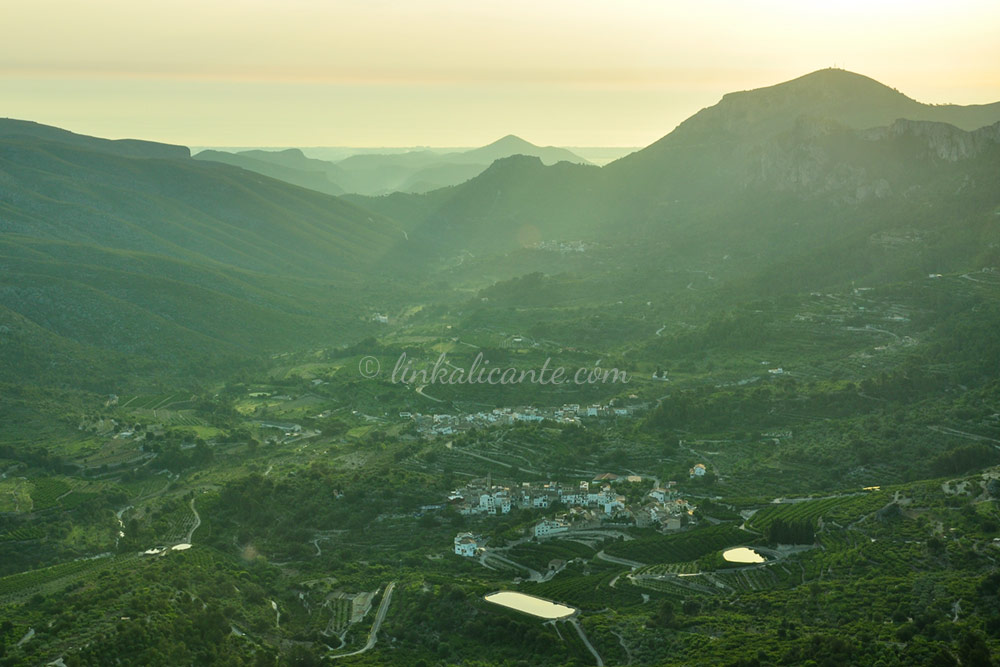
(621, 68, 1000, 160)
(355, 69, 1000, 282)
(194, 148, 346, 197)
(201, 135, 592, 196)
(0, 128, 413, 387)
(0, 117, 190, 160)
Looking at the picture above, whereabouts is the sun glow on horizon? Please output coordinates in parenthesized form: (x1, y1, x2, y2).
(2, 0, 998, 146)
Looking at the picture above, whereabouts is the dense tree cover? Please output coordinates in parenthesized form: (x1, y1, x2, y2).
(605, 525, 751, 564)
(383, 582, 569, 664)
(208, 464, 442, 556)
(0, 442, 69, 474)
(767, 518, 815, 545)
(0, 483, 124, 577)
(4, 436, 1000, 665)
(932, 444, 999, 476)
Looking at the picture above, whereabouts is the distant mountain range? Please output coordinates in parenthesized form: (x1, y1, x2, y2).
(193, 148, 347, 197)
(356, 69, 1000, 285)
(194, 135, 591, 196)
(2, 68, 999, 390)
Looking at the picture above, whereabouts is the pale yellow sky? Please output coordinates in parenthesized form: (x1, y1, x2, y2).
(2, 0, 999, 146)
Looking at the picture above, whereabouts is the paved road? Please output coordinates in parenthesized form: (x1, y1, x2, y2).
(845, 325, 900, 341)
(928, 424, 1000, 445)
(570, 618, 603, 666)
(483, 551, 544, 582)
(415, 384, 444, 403)
(595, 550, 644, 569)
(450, 447, 542, 476)
(611, 629, 633, 664)
(184, 497, 201, 543)
(329, 581, 396, 659)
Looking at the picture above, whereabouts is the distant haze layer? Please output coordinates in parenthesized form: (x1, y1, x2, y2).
(2, 0, 999, 145)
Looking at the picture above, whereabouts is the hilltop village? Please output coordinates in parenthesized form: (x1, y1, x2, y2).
(451, 468, 708, 557)
(408, 402, 647, 438)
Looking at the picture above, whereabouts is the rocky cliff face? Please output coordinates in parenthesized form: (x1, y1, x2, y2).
(744, 118, 1000, 203)
(865, 119, 1000, 162)
(741, 118, 883, 203)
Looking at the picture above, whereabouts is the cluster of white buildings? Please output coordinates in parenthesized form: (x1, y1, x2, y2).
(449, 476, 703, 555)
(634, 483, 693, 531)
(448, 472, 700, 534)
(407, 402, 644, 437)
(468, 474, 700, 538)
(532, 240, 593, 254)
(530, 485, 695, 537)
(449, 474, 630, 519)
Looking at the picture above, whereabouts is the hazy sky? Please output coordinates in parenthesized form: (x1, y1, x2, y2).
(3, 0, 999, 147)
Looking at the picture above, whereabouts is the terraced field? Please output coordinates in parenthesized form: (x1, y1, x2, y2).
(0, 524, 45, 542)
(29, 477, 71, 510)
(526, 570, 645, 610)
(506, 540, 596, 571)
(604, 524, 751, 564)
(327, 597, 353, 635)
(0, 554, 139, 603)
(714, 564, 797, 592)
(746, 491, 889, 532)
(119, 393, 197, 411)
(636, 561, 699, 575)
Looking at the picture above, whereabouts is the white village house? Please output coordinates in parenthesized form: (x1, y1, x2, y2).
(534, 519, 570, 538)
(454, 532, 480, 557)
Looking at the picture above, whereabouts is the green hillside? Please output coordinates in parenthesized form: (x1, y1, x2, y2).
(3, 69, 1000, 666)
(0, 128, 415, 393)
(355, 70, 1000, 293)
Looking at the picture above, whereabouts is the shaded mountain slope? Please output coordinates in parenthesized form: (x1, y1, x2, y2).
(0, 126, 412, 388)
(356, 69, 1000, 285)
(0, 117, 190, 160)
(1, 135, 402, 277)
(194, 148, 346, 197)
(325, 135, 592, 195)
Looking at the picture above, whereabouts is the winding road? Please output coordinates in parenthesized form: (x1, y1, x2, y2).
(414, 384, 445, 402)
(184, 497, 201, 543)
(611, 629, 633, 664)
(482, 551, 544, 581)
(595, 550, 644, 569)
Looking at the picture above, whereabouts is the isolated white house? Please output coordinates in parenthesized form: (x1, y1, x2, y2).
(454, 532, 479, 557)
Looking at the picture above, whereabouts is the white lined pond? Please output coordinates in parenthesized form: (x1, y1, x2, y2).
(484, 591, 575, 619)
(722, 547, 766, 563)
